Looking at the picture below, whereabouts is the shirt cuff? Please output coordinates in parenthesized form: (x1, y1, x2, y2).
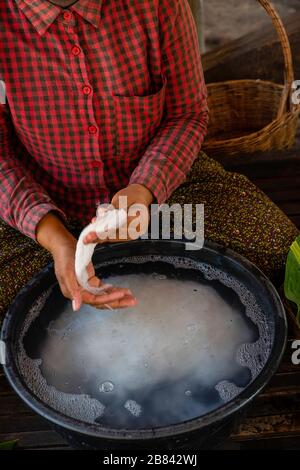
(129, 165, 168, 205)
(20, 203, 67, 241)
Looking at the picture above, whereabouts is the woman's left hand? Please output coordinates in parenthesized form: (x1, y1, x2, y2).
(83, 184, 154, 245)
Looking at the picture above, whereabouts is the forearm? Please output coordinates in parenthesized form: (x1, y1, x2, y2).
(0, 106, 66, 239)
(36, 212, 76, 255)
(130, 0, 209, 203)
(130, 110, 208, 203)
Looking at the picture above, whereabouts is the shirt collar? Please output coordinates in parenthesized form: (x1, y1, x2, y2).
(71, 0, 102, 29)
(15, 0, 103, 36)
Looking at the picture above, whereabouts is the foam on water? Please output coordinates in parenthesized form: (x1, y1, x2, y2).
(18, 290, 105, 424)
(124, 400, 142, 417)
(17, 255, 273, 428)
(95, 255, 273, 383)
(215, 381, 245, 402)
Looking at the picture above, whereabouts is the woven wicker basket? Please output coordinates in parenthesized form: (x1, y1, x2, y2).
(203, 0, 300, 159)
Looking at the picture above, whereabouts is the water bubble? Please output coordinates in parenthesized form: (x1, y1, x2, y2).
(124, 400, 142, 417)
(152, 273, 167, 280)
(99, 381, 114, 393)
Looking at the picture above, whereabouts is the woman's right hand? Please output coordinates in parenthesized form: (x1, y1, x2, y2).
(36, 212, 137, 311)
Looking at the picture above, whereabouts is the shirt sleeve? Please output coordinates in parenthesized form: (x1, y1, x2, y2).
(129, 0, 209, 203)
(0, 104, 66, 240)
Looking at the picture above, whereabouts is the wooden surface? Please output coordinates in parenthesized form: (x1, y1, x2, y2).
(1, 150, 300, 450)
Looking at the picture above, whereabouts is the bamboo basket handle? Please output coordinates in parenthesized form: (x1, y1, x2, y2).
(257, 0, 295, 117)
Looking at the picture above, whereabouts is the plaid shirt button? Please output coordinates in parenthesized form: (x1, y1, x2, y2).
(63, 11, 72, 22)
(83, 85, 92, 96)
(88, 125, 98, 134)
(71, 46, 81, 56)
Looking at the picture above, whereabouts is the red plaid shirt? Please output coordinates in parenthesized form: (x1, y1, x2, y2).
(0, 0, 208, 240)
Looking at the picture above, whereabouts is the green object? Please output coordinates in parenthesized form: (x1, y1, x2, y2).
(0, 440, 18, 450)
(284, 235, 300, 327)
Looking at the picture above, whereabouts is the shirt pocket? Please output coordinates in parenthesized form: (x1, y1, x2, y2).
(113, 75, 167, 159)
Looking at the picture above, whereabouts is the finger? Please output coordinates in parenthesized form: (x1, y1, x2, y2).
(128, 205, 149, 239)
(83, 212, 146, 245)
(68, 279, 82, 312)
(59, 273, 82, 311)
(96, 295, 138, 310)
(83, 229, 122, 244)
(86, 262, 96, 278)
(83, 231, 100, 244)
(105, 286, 133, 296)
(111, 193, 120, 209)
(95, 294, 137, 310)
(86, 273, 102, 288)
(81, 288, 131, 306)
(110, 197, 129, 210)
(117, 214, 146, 242)
(86, 275, 114, 294)
(111, 190, 136, 209)
(83, 219, 138, 245)
(83, 230, 119, 244)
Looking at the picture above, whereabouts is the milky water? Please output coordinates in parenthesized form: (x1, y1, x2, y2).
(17, 255, 272, 429)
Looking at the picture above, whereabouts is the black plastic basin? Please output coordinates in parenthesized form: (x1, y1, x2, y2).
(0, 240, 287, 450)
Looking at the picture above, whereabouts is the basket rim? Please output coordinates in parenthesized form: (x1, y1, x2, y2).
(206, 79, 285, 89)
(255, 0, 295, 116)
(204, 108, 300, 148)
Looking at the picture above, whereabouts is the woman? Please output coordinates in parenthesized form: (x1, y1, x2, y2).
(0, 0, 297, 316)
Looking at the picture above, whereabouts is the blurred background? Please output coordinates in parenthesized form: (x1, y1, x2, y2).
(202, 0, 299, 51)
